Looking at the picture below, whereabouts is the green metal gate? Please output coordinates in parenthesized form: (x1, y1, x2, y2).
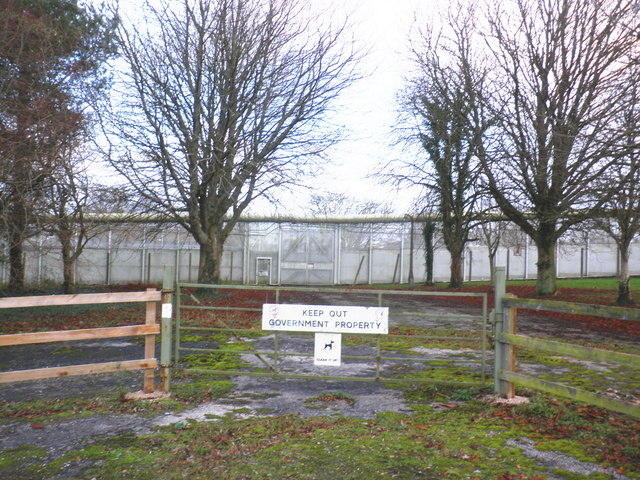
(173, 283, 490, 386)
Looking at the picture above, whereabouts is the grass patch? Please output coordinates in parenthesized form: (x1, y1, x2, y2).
(0, 445, 47, 480)
(180, 330, 268, 344)
(169, 375, 234, 404)
(51, 346, 86, 357)
(2, 379, 639, 479)
(0, 373, 234, 422)
(515, 346, 640, 398)
(304, 392, 356, 410)
(529, 277, 640, 291)
(27, 387, 640, 479)
(385, 360, 484, 386)
(180, 350, 248, 372)
(343, 326, 484, 353)
(371, 276, 640, 291)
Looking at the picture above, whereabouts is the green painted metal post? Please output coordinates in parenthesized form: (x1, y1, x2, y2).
(174, 282, 182, 364)
(481, 293, 488, 384)
(376, 292, 383, 381)
(274, 289, 280, 375)
(274, 332, 280, 375)
(493, 267, 506, 394)
(160, 266, 174, 392)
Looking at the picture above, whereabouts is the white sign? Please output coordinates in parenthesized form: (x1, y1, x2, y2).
(262, 304, 388, 334)
(314, 333, 342, 366)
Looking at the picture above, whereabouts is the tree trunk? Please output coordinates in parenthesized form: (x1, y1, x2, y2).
(616, 248, 633, 306)
(535, 235, 557, 296)
(61, 236, 75, 294)
(444, 224, 464, 288)
(407, 219, 415, 285)
(488, 251, 496, 285)
(423, 221, 435, 286)
(8, 206, 26, 291)
(198, 231, 224, 284)
(449, 250, 463, 288)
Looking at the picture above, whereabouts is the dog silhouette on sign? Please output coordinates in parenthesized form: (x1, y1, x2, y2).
(324, 340, 334, 350)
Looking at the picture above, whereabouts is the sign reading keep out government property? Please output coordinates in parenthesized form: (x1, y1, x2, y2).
(262, 304, 388, 334)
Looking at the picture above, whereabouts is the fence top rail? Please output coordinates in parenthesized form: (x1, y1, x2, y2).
(176, 282, 487, 298)
(503, 296, 640, 322)
(0, 290, 161, 309)
(499, 332, 640, 368)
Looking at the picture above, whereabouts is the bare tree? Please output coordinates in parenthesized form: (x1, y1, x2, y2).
(308, 192, 392, 216)
(477, 0, 640, 296)
(42, 143, 131, 293)
(45, 147, 90, 293)
(475, 217, 505, 285)
(393, 2, 492, 287)
(307, 192, 394, 252)
(592, 69, 640, 305)
(105, 0, 359, 283)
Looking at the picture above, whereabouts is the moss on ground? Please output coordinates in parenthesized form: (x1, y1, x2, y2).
(7, 385, 637, 480)
(0, 373, 234, 423)
(179, 349, 248, 372)
(516, 346, 640, 399)
(0, 445, 47, 480)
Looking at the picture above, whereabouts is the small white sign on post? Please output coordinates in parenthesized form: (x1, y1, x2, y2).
(314, 333, 342, 366)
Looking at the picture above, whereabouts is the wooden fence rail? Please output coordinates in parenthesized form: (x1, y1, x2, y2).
(493, 267, 640, 419)
(0, 289, 162, 393)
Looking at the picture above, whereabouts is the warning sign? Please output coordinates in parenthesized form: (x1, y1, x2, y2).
(262, 304, 388, 334)
(314, 333, 342, 366)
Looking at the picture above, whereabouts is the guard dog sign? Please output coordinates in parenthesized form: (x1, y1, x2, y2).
(314, 333, 342, 366)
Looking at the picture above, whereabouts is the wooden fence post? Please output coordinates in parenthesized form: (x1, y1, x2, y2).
(493, 267, 506, 393)
(497, 297, 516, 398)
(160, 266, 174, 392)
(144, 289, 157, 393)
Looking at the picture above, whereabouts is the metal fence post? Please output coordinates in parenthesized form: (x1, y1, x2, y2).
(160, 266, 175, 392)
(493, 267, 506, 394)
(481, 293, 488, 384)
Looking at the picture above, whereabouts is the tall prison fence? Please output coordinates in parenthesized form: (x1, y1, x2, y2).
(1, 219, 638, 286)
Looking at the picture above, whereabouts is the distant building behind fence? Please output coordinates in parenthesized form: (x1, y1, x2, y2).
(0, 217, 635, 286)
